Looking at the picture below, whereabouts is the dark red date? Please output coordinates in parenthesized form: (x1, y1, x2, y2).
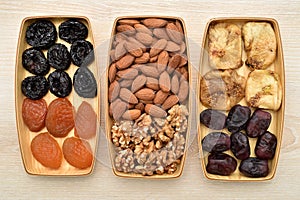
(255, 131, 277, 159)
(200, 109, 227, 130)
(202, 132, 230, 153)
(239, 157, 269, 177)
(206, 153, 237, 176)
(226, 104, 251, 133)
(246, 109, 271, 138)
(230, 132, 250, 160)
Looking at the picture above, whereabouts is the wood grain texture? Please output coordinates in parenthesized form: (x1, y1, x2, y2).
(0, 0, 300, 199)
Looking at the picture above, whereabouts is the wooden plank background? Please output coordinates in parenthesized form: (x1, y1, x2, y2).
(0, 0, 299, 199)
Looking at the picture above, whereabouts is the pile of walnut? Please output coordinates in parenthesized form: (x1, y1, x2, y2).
(111, 105, 188, 175)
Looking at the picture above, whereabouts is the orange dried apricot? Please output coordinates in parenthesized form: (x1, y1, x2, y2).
(74, 101, 97, 139)
(46, 98, 74, 137)
(22, 98, 47, 132)
(31, 132, 62, 169)
(62, 137, 93, 169)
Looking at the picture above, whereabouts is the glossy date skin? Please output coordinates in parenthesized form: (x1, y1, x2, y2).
(255, 131, 277, 159)
(226, 105, 251, 133)
(246, 109, 272, 138)
(202, 132, 230, 153)
(200, 109, 227, 130)
(206, 153, 237, 176)
(239, 157, 269, 177)
(230, 132, 250, 160)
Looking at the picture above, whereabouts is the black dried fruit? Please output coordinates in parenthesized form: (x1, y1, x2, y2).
(47, 43, 71, 70)
(25, 20, 57, 49)
(206, 153, 237, 176)
(246, 109, 272, 138)
(202, 132, 230, 153)
(70, 40, 94, 67)
(230, 132, 250, 160)
(255, 131, 277, 159)
(239, 157, 269, 177)
(200, 109, 227, 130)
(226, 104, 251, 133)
(48, 70, 72, 98)
(73, 67, 97, 98)
(59, 19, 88, 44)
(22, 48, 50, 76)
(21, 76, 49, 100)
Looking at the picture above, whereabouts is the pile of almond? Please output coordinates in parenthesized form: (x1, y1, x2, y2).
(108, 17, 189, 176)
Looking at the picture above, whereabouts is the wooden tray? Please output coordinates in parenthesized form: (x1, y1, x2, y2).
(105, 16, 191, 178)
(15, 16, 100, 176)
(197, 17, 285, 181)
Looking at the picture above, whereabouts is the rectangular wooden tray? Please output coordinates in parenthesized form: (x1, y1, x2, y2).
(197, 17, 285, 181)
(15, 16, 100, 176)
(105, 16, 191, 178)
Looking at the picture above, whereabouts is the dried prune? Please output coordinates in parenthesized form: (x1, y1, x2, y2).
(48, 70, 72, 98)
(255, 131, 277, 159)
(59, 19, 88, 44)
(200, 109, 227, 130)
(246, 109, 272, 138)
(46, 98, 74, 137)
(73, 67, 97, 98)
(21, 76, 49, 100)
(226, 104, 251, 133)
(26, 20, 57, 49)
(70, 40, 94, 67)
(47, 43, 71, 70)
(206, 153, 237, 176)
(202, 132, 230, 153)
(22, 48, 50, 75)
(230, 132, 250, 160)
(62, 137, 93, 169)
(239, 157, 269, 177)
(31, 132, 62, 169)
(22, 98, 47, 132)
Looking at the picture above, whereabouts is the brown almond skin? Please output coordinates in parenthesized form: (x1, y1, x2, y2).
(108, 80, 120, 102)
(108, 63, 117, 83)
(117, 24, 136, 35)
(153, 28, 170, 40)
(146, 77, 160, 91)
(157, 51, 169, 73)
(134, 23, 153, 36)
(125, 41, 143, 57)
(135, 102, 145, 112)
(119, 79, 133, 88)
(111, 99, 127, 120)
(135, 32, 153, 45)
(115, 40, 127, 60)
(154, 90, 169, 105)
(145, 104, 167, 118)
(178, 80, 189, 102)
(171, 74, 180, 94)
(119, 88, 138, 104)
(165, 41, 181, 52)
(166, 23, 183, 44)
(127, 37, 147, 52)
(131, 75, 147, 93)
(150, 39, 168, 57)
(135, 52, 150, 64)
(149, 55, 158, 63)
(178, 55, 188, 67)
(140, 66, 160, 78)
(116, 54, 135, 70)
(162, 95, 179, 110)
(142, 18, 168, 28)
(117, 68, 138, 79)
(159, 71, 171, 92)
(118, 19, 140, 26)
(122, 109, 141, 120)
(175, 20, 184, 34)
(135, 88, 155, 101)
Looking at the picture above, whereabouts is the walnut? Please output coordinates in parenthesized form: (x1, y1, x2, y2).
(114, 149, 135, 173)
(164, 162, 178, 174)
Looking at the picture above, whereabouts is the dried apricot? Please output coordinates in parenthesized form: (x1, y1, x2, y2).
(31, 132, 62, 169)
(62, 137, 93, 169)
(74, 101, 97, 139)
(46, 98, 74, 137)
(22, 98, 47, 132)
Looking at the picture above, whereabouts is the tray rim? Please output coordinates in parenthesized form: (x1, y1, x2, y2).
(197, 17, 286, 181)
(15, 15, 100, 176)
(105, 15, 192, 179)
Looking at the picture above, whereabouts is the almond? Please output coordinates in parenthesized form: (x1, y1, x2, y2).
(140, 65, 160, 78)
(108, 81, 120, 102)
(171, 74, 180, 94)
(116, 54, 135, 70)
(153, 28, 170, 40)
(146, 77, 159, 91)
(150, 39, 168, 57)
(157, 51, 169, 73)
(153, 90, 169, 105)
(167, 54, 181, 73)
(122, 109, 141, 120)
(136, 32, 153, 45)
(178, 55, 188, 67)
(135, 88, 155, 101)
(120, 88, 138, 104)
(145, 104, 167, 118)
(115, 40, 127, 60)
(142, 18, 168, 28)
(111, 99, 127, 120)
(117, 24, 136, 35)
(179, 42, 186, 54)
(125, 41, 143, 57)
(108, 63, 117, 83)
(139, 100, 153, 104)
(178, 80, 189, 102)
(128, 103, 135, 109)
(127, 37, 147, 52)
(117, 68, 138, 79)
(177, 67, 189, 81)
(166, 23, 183, 44)
(115, 33, 128, 44)
(134, 24, 153, 36)
(119, 79, 133, 88)
(165, 41, 181, 52)
(159, 71, 171, 92)
(149, 55, 158, 62)
(118, 19, 140, 26)
(131, 75, 147, 93)
(135, 52, 150, 64)
(110, 49, 116, 62)
(175, 20, 184, 34)
(162, 95, 179, 110)
(135, 102, 145, 112)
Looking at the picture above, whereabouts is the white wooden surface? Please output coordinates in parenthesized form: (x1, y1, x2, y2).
(1, 0, 300, 199)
